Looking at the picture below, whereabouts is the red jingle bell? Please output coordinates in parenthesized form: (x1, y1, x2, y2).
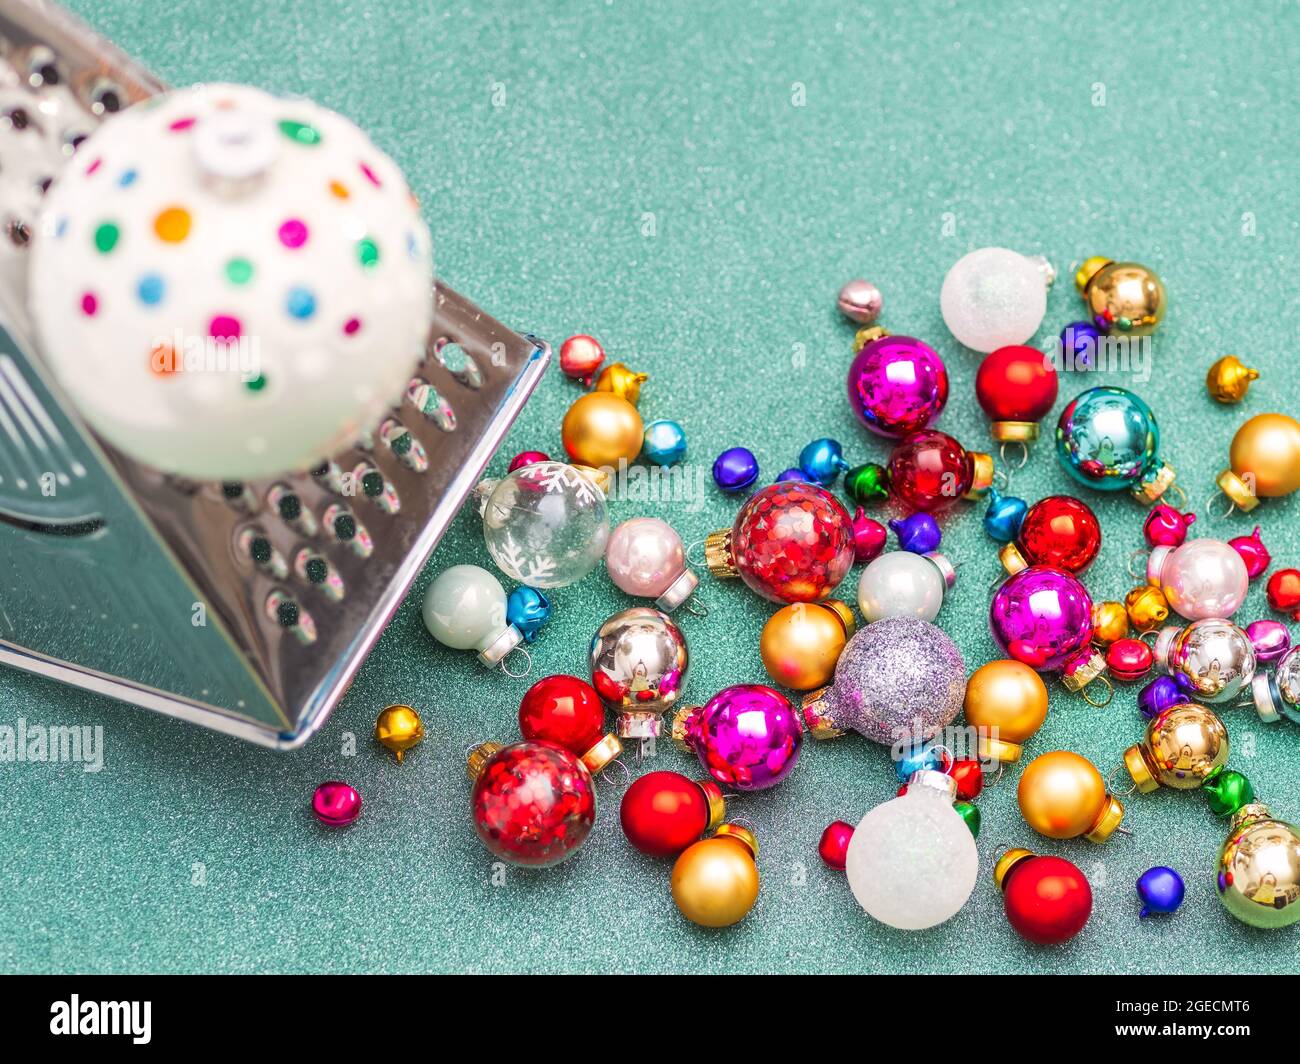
(519, 674, 621, 773)
(887, 429, 994, 514)
(1000, 495, 1101, 575)
(620, 770, 726, 857)
(946, 758, 985, 801)
(818, 820, 854, 870)
(1229, 527, 1271, 580)
(1106, 638, 1154, 682)
(1267, 568, 1300, 620)
(995, 849, 1093, 945)
(975, 345, 1059, 443)
(1142, 504, 1196, 548)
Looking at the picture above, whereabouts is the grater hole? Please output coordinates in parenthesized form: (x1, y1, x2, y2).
(88, 78, 125, 117)
(3, 107, 35, 133)
(268, 483, 318, 535)
(62, 129, 89, 157)
(235, 527, 288, 577)
(324, 504, 373, 558)
(26, 47, 61, 89)
(294, 548, 345, 602)
(6, 219, 31, 248)
(380, 417, 427, 472)
(405, 377, 456, 431)
(266, 590, 317, 645)
(352, 463, 400, 514)
(432, 339, 482, 389)
(220, 481, 258, 512)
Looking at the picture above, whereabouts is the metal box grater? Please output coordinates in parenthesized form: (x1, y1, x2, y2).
(0, 0, 549, 747)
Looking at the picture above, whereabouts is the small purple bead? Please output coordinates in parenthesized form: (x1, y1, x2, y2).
(1246, 619, 1291, 665)
(1138, 675, 1184, 720)
(889, 513, 942, 554)
(712, 447, 759, 492)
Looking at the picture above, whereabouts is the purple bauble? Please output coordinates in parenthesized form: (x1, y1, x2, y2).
(1246, 619, 1291, 665)
(989, 565, 1094, 673)
(802, 616, 965, 745)
(681, 684, 802, 791)
(846, 335, 949, 438)
(1137, 675, 1185, 720)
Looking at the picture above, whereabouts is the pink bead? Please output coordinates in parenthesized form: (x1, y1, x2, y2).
(312, 781, 362, 827)
(818, 820, 854, 869)
(1142, 504, 1196, 548)
(278, 218, 309, 248)
(1229, 526, 1271, 580)
(507, 450, 550, 473)
(850, 507, 887, 563)
(605, 517, 684, 598)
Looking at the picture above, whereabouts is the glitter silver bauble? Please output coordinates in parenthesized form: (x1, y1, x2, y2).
(589, 607, 688, 739)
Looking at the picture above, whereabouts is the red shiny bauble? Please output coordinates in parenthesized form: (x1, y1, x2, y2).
(519, 674, 605, 757)
(975, 345, 1058, 426)
(947, 758, 985, 800)
(471, 741, 596, 867)
(731, 482, 855, 603)
(1016, 495, 1101, 573)
(620, 771, 722, 857)
(887, 430, 986, 513)
(818, 820, 854, 869)
(559, 334, 605, 381)
(1002, 854, 1092, 945)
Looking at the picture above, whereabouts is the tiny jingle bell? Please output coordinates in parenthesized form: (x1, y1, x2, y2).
(642, 419, 687, 466)
(818, 820, 855, 869)
(946, 757, 985, 801)
(507, 449, 550, 472)
(953, 801, 981, 838)
(505, 586, 551, 642)
(775, 467, 807, 483)
(983, 487, 1028, 545)
(1059, 320, 1100, 368)
(1205, 355, 1259, 404)
(1215, 413, 1300, 513)
(837, 278, 883, 324)
(844, 462, 889, 506)
(1137, 675, 1184, 720)
(1136, 866, 1185, 918)
(1091, 601, 1130, 647)
(1143, 504, 1195, 548)
(1126, 584, 1169, 632)
(374, 704, 425, 762)
(1204, 768, 1255, 817)
(1245, 619, 1291, 665)
(893, 739, 948, 782)
(995, 849, 1092, 945)
(1123, 702, 1229, 793)
(712, 446, 759, 492)
(798, 437, 852, 485)
(558, 334, 605, 382)
(890, 513, 942, 554)
(1229, 527, 1271, 580)
(1106, 638, 1153, 682)
(620, 771, 725, 857)
(592, 361, 649, 406)
(850, 508, 888, 562)
(671, 824, 760, 928)
(1076, 257, 1166, 335)
(312, 781, 362, 827)
(1266, 568, 1300, 620)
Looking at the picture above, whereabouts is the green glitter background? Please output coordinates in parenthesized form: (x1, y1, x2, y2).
(2, 0, 1298, 974)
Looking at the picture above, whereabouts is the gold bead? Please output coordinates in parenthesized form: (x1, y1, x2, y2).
(591, 362, 649, 406)
(759, 600, 855, 691)
(670, 828, 760, 927)
(1018, 750, 1122, 842)
(561, 391, 643, 468)
(1218, 805, 1300, 929)
(1091, 601, 1130, 646)
(1222, 413, 1300, 504)
(963, 660, 1048, 763)
(1205, 355, 1259, 404)
(1074, 256, 1111, 293)
(1083, 260, 1166, 335)
(1125, 584, 1169, 632)
(1124, 702, 1228, 793)
(374, 704, 425, 762)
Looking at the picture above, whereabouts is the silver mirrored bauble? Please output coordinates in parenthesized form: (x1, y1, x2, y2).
(1159, 618, 1255, 704)
(589, 607, 688, 738)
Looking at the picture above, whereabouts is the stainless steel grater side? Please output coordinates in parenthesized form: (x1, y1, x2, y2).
(0, 0, 549, 747)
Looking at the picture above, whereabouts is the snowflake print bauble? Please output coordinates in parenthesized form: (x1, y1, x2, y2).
(29, 83, 433, 481)
(478, 461, 610, 588)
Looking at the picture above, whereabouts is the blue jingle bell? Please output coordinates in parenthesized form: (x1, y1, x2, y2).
(774, 467, 808, 483)
(889, 513, 941, 554)
(893, 740, 946, 783)
(982, 487, 1028, 544)
(1137, 675, 1184, 720)
(642, 419, 687, 466)
(1136, 866, 1185, 918)
(797, 438, 851, 486)
(1060, 320, 1100, 369)
(505, 586, 551, 643)
(712, 447, 759, 492)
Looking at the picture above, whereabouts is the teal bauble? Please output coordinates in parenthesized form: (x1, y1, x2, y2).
(1055, 386, 1175, 503)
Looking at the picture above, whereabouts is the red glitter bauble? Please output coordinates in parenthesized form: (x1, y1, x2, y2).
(620, 770, 719, 857)
(1001, 854, 1093, 945)
(1017, 495, 1101, 573)
(471, 741, 595, 867)
(519, 674, 605, 757)
(975, 345, 1059, 425)
(818, 820, 854, 869)
(887, 430, 977, 513)
(730, 482, 855, 603)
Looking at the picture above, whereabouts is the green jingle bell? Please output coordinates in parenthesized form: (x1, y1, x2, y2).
(1204, 767, 1254, 818)
(845, 462, 888, 506)
(954, 801, 981, 839)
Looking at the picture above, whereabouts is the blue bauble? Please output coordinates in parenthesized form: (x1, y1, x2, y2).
(712, 447, 759, 492)
(1059, 320, 1100, 369)
(982, 486, 1028, 543)
(893, 740, 945, 782)
(797, 438, 851, 486)
(642, 419, 687, 466)
(774, 467, 807, 483)
(889, 513, 941, 554)
(506, 586, 551, 643)
(1136, 866, 1185, 918)
(1056, 386, 1160, 492)
(1137, 675, 1184, 720)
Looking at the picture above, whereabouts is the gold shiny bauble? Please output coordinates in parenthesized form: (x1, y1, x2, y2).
(1125, 584, 1169, 632)
(1217, 413, 1300, 512)
(1206, 355, 1259, 404)
(759, 600, 855, 691)
(591, 362, 649, 406)
(1218, 804, 1300, 929)
(1091, 601, 1129, 646)
(374, 704, 425, 762)
(671, 825, 760, 928)
(561, 391, 643, 468)
(963, 660, 1049, 763)
(1018, 750, 1124, 842)
(1082, 260, 1166, 335)
(1124, 702, 1228, 793)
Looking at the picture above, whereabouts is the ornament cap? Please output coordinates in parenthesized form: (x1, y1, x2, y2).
(1252, 672, 1281, 723)
(977, 734, 1023, 763)
(617, 709, 664, 740)
(477, 624, 524, 668)
(581, 733, 623, 774)
(991, 420, 1039, 443)
(466, 740, 504, 782)
(1147, 546, 1173, 586)
(965, 451, 995, 498)
(1229, 802, 1272, 831)
(907, 768, 957, 801)
(1152, 624, 1181, 669)
(1085, 794, 1125, 843)
(819, 598, 857, 639)
(1123, 744, 1159, 794)
(853, 325, 890, 350)
(993, 847, 1036, 892)
(655, 568, 700, 613)
(696, 778, 727, 832)
(704, 528, 738, 578)
(1133, 462, 1176, 505)
(1216, 469, 1261, 512)
(1060, 649, 1106, 694)
(572, 464, 612, 494)
(1074, 256, 1112, 293)
(800, 687, 844, 739)
(713, 822, 758, 859)
(670, 706, 699, 750)
(925, 551, 958, 589)
(999, 542, 1027, 576)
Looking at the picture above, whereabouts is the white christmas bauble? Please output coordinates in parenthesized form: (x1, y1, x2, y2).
(422, 565, 507, 651)
(857, 551, 945, 622)
(29, 83, 433, 480)
(939, 247, 1050, 353)
(844, 782, 979, 930)
(480, 462, 609, 588)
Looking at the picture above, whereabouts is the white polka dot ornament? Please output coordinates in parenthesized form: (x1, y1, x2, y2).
(29, 83, 434, 481)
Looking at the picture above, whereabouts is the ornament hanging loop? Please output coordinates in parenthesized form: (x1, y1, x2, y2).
(999, 440, 1029, 471)
(1080, 674, 1113, 708)
(685, 539, 707, 568)
(500, 645, 532, 679)
(1204, 488, 1237, 521)
(1162, 482, 1189, 512)
(684, 596, 710, 618)
(599, 757, 632, 789)
(991, 467, 1013, 492)
(1127, 548, 1150, 580)
(1107, 762, 1139, 798)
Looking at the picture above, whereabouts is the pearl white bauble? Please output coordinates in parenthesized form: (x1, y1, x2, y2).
(857, 551, 946, 622)
(605, 517, 683, 598)
(30, 83, 433, 481)
(422, 565, 508, 651)
(1149, 539, 1249, 620)
(940, 247, 1050, 353)
(844, 784, 979, 930)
